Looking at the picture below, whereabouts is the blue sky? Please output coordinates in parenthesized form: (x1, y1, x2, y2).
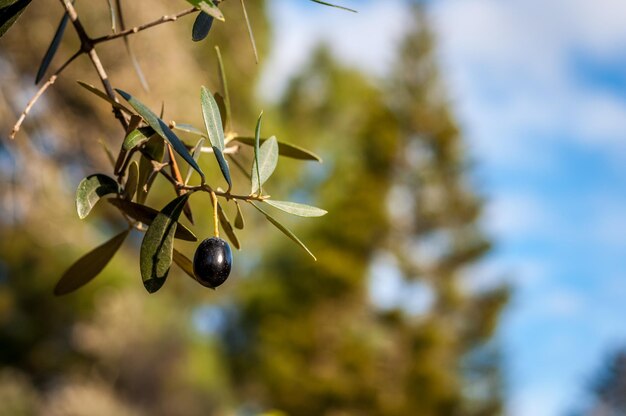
(265, 1, 626, 415)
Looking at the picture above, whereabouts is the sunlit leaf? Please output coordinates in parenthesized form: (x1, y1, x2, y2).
(185, 0, 224, 21)
(213, 146, 232, 191)
(76, 174, 119, 219)
(309, 0, 357, 13)
(200, 86, 225, 151)
(184, 138, 204, 185)
(239, 0, 258, 63)
(251, 136, 278, 195)
(232, 136, 322, 162)
(140, 194, 190, 293)
(192, 11, 213, 41)
(172, 249, 197, 281)
(108, 198, 197, 241)
(136, 135, 164, 204)
(215, 46, 231, 131)
(77, 81, 134, 114)
(234, 200, 245, 229)
(122, 126, 154, 151)
(35, 11, 69, 84)
(124, 161, 139, 201)
(214, 92, 227, 129)
(250, 202, 316, 260)
(54, 229, 129, 295)
(116, 88, 205, 182)
(252, 112, 262, 194)
(217, 202, 240, 249)
(105, 0, 117, 32)
(263, 200, 327, 217)
(0, 0, 32, 39)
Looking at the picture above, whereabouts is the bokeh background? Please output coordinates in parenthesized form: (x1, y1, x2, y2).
(1, 1, 626, 415)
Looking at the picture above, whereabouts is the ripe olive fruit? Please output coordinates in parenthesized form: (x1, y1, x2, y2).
(193, 237, 232, 288)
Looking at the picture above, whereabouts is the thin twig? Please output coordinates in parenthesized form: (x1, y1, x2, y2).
(9, 50, 81, 139)
(92, 8, 197, 44)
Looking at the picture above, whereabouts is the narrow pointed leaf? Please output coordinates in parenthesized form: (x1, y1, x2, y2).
(310, 0, 357, 13)
(200, 86, 225, 151)
(116, 88, 205, 181)
(251, 202, 316, 260)
(124, 161, 139, 201)
(239, 0, 258, 63)
(192, 11, 213, 41)
(217, 203, 240, 249)
(185, 0, 224, 21)
(234, 200, 245, 229)
(215, 46, 231, 131)
(172, 249, 197, 281)
(123, 126, 154, 151)
(252, 113, 262, 194)
(0, 0, 32, 39)
(140, 194, 190, 293)
(214, 92, 227, 129)
(213, 146, 232, 191)
(54, 229, 129, 295)
(173, 123, 205, 137)
(106, 0, 117, 32)
(76, 174, 119, 219)
(77, 81, 134, 114)
(251, 136, 278, 195)
(232, 136, 322, 162)
(264, 200, 327, 217)
(98, 139, 116, 168)
(137, 135, 164, 204)
(108, 198, 197, 241)
(184, 138, 204, 185)
(124, 38, 149, 92)
(35, 12, 69, 84)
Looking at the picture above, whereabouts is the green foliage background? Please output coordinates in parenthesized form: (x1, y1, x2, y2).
(0, 1, 508, 414)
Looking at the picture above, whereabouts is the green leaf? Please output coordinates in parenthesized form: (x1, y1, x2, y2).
(200, 86, 225, 151)
(122, 126, 154, 151)
(309, 0, 357, 13)
(77, 81, 134, 114)
(217, 202, 240, 249)
(172, 249, 199, 282)
(137, 135, 164, 204)
(124, 161, 139, 201)
(232, 136, 322, 162)
(0, 0, 32, 39)
(185, 0, 224, 21)
(215, 46, 231, 131)
(239, 0, 258, 63)
(140, 194, 190, 293)
(213, 146, 232, 191)
(263, 200, 327, 217)
(192, 11, 213, 41)
(184, 138, 204, 185)
(252, 112, 262, 194)
(234, 200, 245, 229)
(116, 88, 205, 182)
(214, 92, 227, 129)
(251, 135, 278, 195)
(76, 174, 119, 219)
(35, 11, 69, 84)
(108, 198, 197, 241)
(250, 202, 316, 260)
(54, 229, 129, 295)
(172, 123, 205, 137)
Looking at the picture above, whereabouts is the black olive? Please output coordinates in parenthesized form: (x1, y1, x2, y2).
(193, 237, 232, 288)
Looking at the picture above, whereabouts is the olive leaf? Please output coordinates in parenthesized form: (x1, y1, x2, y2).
(108, 198, 197, 241)
(250, 202, 316, 261)
(231, 136, 322, 162)
(76, 174, 119, 219)
(217, 202, 240, 249)
(263, 200, 327, 217)
(172, 123, 205, 137)
(0, 0, 32, 39)
(77, 81, 134, 114)
(234, 200, 245, 229)
(215, 46, 231, 131)
(35, 11, 69, 84)
(137, 135, 165, 204)
(185, 0, 224, 21)
(214, 92, 227, 129)
(105, 0, 117, 32)
(122, 126, 154, 151)
(124, 161, 139, 201)
(172, 249, 198, 282)
(213, 146, 232, 191)
(309, 0, 357, 13)
(116, 88, 205, 182)
(200, 86, 225, 151)
(184, 138, 204, 185)
(54, 229, 130, 296)
(250, 135, 278, 195)
(140, 194, 190, 293)
(192, 11, 213, 41)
